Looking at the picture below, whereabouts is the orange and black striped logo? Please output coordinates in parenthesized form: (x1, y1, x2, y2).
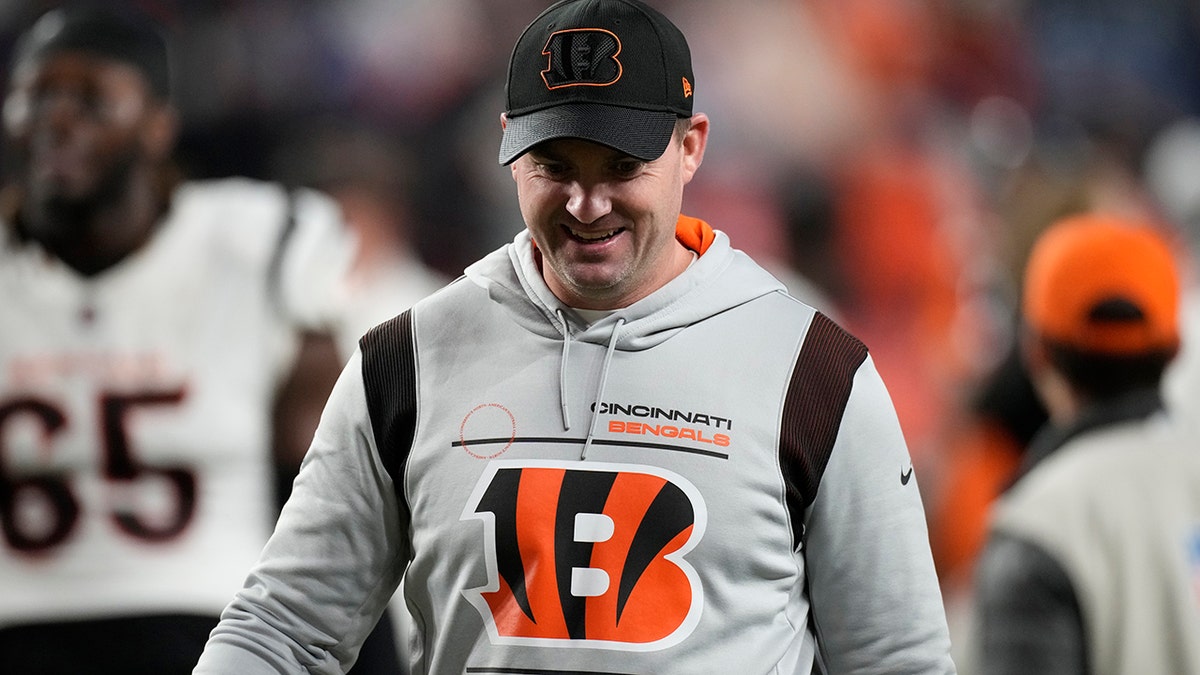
(462, 461, 705, 648)
(541, 28, 623, 90)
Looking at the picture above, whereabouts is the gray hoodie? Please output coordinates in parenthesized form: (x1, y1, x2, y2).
(195, 221, 955, 674)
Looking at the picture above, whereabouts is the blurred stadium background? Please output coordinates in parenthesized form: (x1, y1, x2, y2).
(3, 1, 1199, 671)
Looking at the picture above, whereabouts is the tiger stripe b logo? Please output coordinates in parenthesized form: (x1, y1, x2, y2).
(462, 461, 706, 650)
(541, 28, 623, 90)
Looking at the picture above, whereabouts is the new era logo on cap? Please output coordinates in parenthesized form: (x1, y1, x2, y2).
(499, 0, 694, 165)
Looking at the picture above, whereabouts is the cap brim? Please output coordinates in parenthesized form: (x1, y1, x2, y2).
(499, 103, 678, 165)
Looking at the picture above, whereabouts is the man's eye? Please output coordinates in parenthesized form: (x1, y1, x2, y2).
(538, 162, 568, 176)
(612, 161, 643, 177)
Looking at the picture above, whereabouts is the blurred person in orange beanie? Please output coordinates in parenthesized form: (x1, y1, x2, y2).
(971, 213, 1200, 675)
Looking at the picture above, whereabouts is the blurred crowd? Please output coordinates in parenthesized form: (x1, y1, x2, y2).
(2, 0, 1199, 671)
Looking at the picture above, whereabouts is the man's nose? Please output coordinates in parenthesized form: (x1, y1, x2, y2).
(565, 181, 612, 224)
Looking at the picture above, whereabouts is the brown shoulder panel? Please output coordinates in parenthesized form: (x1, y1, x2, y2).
(779, 312, 868, 548)
(359, 310, 417, 511)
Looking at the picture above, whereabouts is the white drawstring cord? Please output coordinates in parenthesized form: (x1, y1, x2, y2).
(582, 317, 625, 460)
(555, 308, 571, 431)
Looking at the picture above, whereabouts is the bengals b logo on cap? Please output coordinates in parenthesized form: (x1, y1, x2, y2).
(499, 0, 694, 165)
(542, 28, 623, 90)
(462, 461, 706, 648)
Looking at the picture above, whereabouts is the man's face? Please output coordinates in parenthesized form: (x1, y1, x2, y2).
(510, 116, 707, 310)
(4, 50, 158, 210)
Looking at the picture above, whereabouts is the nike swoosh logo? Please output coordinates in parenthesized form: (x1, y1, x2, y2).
(900, 465, 914, 486)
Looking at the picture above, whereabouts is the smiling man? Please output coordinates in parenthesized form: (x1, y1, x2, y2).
(510, 133, 703, 309)
(195, 1, 956, 673)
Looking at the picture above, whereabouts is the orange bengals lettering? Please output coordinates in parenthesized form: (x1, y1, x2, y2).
(609, 420, 730, 447)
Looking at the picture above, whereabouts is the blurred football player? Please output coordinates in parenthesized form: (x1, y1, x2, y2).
(0, 6, 400, 673)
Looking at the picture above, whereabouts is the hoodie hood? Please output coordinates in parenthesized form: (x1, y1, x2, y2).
(464, 216, 786, 350)
(464, 216, 787, 458)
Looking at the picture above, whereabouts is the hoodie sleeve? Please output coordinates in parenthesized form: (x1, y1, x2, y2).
(801, 355, 956, 674)
(194, 350, 407, 674)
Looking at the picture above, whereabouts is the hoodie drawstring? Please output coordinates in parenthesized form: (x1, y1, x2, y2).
(555, 309, 572, 431)
(582, 317, 625, 460)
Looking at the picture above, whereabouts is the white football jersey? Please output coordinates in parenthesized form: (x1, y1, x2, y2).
(0, 178, 353, 625)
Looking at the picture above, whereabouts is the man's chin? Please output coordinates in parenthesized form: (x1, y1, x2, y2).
(560, 276, 634, 309)
(31, 177, 89, 203)
(29, 189, 95, 225)
(562, 266, 622, 292)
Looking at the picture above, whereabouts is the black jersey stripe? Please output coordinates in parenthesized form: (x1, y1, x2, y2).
(360, 311, 418, 517)
(265, 188, 298, 315)
(779, 312, 868, 549)
(460, 662, 638, 667)
(451, 436, 729, 460)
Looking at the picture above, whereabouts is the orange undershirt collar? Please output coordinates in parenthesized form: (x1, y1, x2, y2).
(675, 214, 715, 255)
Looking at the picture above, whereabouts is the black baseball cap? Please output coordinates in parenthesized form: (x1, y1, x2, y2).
(499, 0, 694, 165)
(12, 5, 171, 99)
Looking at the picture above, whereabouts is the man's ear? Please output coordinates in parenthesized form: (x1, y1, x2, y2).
(680, 112, 709, 184)
(1019, 327, 1046, 375)
(500, 112, 508, 130)
(142, 103, 179, 163)
(1021, 328, 1076, 424)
